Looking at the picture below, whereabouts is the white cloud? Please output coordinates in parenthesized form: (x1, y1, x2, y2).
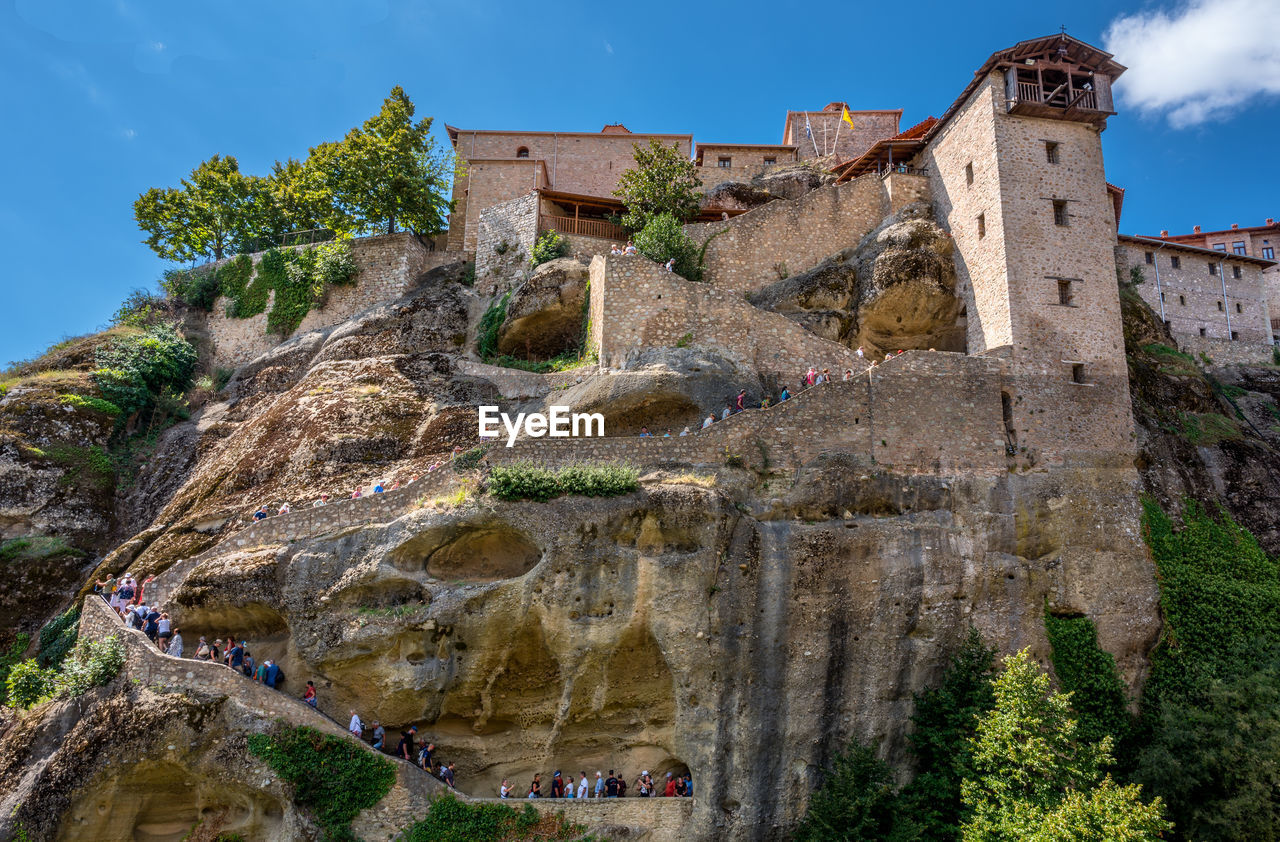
(1104, 0, 1280, 127)
(121, 128, 136, 140)
(604, 40, 614, 55)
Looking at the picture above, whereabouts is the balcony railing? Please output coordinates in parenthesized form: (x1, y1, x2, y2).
(540, 214, 627, 242)
(1014, 82, 1098, 111)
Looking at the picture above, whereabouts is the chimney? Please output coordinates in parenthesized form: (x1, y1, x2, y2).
(1160, 230, 1169, 237)
(1193, 225, 1201, 234)
(1268, 218, 1275, 226)
(1231, 223, 1239, 229)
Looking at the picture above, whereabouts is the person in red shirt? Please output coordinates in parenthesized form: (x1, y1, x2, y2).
(663, 772, 677, 797)
(550, 771, 565, 798)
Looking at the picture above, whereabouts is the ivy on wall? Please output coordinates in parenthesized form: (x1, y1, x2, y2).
(1044, 609, 1131, 748)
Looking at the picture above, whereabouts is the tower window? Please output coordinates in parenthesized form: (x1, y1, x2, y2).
(1233, 241, 1247, 255)
(1217, 300, 1224, 311)
(1179, 295, 1186, 305)
(1171, 256, 1181, 269)
(1232, 331, 1240, 341)
(1236, 302, 1243, 313)
(965, 162, 974, 185)
(1071, 363, 1086, 384)
(1045, 141, 1060, 164)
(1233, 265, 1243, 279)
(1144, 251, 1154, 265)
(516, 147, 529, 158)
(977, 213, 986, 239)
(1264, 247, 1275, 259)
(1052, 200, 1069, 226)
(1199, 327, 1206, 336)
(1057, 279, 1073, 305)
(1209, 262, 1218, 276)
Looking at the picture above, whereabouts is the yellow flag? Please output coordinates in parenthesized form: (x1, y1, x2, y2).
(842, 106, 856, 129)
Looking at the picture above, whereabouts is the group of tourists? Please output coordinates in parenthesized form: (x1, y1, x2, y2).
(502, 769, 693, 799)
(608, 242, 639, 257)
(347, 714, 459, 788)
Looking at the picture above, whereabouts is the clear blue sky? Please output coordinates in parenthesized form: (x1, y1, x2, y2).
(2, 0, 1276, 366)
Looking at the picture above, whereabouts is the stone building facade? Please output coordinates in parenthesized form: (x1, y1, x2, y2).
(782, 104, 902, 162)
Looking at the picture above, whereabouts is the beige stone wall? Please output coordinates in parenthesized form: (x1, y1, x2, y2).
(475, 192, 539, 284)
(1118, 242, 1272, 344)
(207, 234, 453, 370)
(785, 109, 901, 162)
(685, 174, 888, 294)
(449, 160, 548, 252)
(470, 797, 693, 836)
(883, 170, 931, 213)
(1172, 334, 1275, 367)
(591, 255, 863, 372)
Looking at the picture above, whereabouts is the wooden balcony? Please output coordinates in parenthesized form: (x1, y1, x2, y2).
(539, 214, 627, 242)
(1005, 67, 1113, 127)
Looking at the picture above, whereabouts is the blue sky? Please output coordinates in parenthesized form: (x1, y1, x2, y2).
(2, 0, 1277, 365)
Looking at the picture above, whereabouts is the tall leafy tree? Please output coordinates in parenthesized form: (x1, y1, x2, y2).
(961, 650, 1169, 842)
(133, 154, 253, 261)
(794, 741, 914, 842)
(309, 86, 453, 236)
(613, 137, 702, 230)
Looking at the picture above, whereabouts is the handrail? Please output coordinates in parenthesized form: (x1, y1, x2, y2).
(539, 215, 628, 242)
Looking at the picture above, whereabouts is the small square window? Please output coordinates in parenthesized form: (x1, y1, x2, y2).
(718, 157, 732, 168)
(1179, 295, 1186, 305)
(1233, 241, 1247, 255)
(1217, 300, 1224, 311)
(1057, 279, 1073, 305)
(763, 157, 776, 166)
(977, 213, 986, 239)
(1045, 141, 1060, 164)
(1160, 292, 1166, 301)
(1144, 251, 1154, 265)
(1052, 200, 1069, 226)
(965, 162, 974, 185)
(1213, 243, 1227, 252)
(1264, 247, 1275, 259)
(1232, 331, 1240, 341)
(1210, 262, 1219, 275)
(1199, 327, 1207, 336)
(1233, 266, 1243, 279)
(1236, 302, 1243, 313)
(1071, 363, 1085, 384)
(1171, 256, 1181, 269)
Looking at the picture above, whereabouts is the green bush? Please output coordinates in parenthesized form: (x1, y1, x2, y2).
(56, 635, 125, 697)
(45, 444, 114, 492)
(247, 723, 396, 841)
(1044, 611, 1131, 749)
(313, 239, 358, 288)
(37, 606, 81, 669)
(634, 213, 701, 281)
(267, 247, 317, 335)
(92, 322, 198, 418)
(530, 229, 568, 267)
(111, 289, 168, 327)
(6, 660, 56, 709)
(453, 445, 489, 472)
(476, 291, 511, 360)
(487, 462, 638, 502)
(0, 633, 31, 706)
(59, 394, 123, 416)
(399, 793, 587, 842)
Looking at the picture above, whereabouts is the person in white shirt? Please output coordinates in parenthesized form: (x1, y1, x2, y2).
(680, 427, 690, 436)
(500, 779, 511, 798)
(702, 414, 715, 429)
(577, 773, 589, 799)
(349, 711, 364, 738)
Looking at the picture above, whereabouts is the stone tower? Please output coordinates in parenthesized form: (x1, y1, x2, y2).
(918, 34, 1134, 465)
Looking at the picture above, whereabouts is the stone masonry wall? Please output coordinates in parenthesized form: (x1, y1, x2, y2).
(883, 170, 932, 213)
(476, 192, 539, 285)
(1118, 242, 1272, 344)
(207, 234, 456, 370)
(502, 351, 1009, 478)
(450, 159, 549, 253)
(685, 173, 887, 295)
(590, 255, 863, 373)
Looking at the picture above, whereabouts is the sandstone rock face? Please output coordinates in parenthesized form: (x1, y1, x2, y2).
(497, 258, 590, 360)
(750, 203, 965, 356)
(701, 164, 836, 212)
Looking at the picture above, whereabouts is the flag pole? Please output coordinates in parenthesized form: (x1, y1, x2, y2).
(832, 111, 843, 158)
(804, 112, 820, 157)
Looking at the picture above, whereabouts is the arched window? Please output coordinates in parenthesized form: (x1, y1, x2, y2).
(516, 147, 529, 159)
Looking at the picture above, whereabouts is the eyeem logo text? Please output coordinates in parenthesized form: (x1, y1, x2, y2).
(479, 406, 605, 447)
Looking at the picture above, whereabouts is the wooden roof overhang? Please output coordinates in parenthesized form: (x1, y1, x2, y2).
(831, 116, 937, 182)
(535, 188, 748, 222)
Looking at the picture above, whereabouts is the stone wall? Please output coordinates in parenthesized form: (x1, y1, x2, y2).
(449, 159, 549, 253)
(470, 797, 694, 835)
(1118, 242, 1273, 344)
(476, 192, 539, 287)
(207, 234, 456, 369)
(785, 108, 902, 163)
(502, 350, 1009, 478)
(590, 254, 863, 372)
(883, 170, 931, 213)
(1173, 334, 1276, 367)
(685, 174, 887, 294)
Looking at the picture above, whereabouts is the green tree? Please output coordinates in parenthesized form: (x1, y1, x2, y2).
(267, 157, 331, 241)
(634, 212, 702, 280)
(309, 86, 454, 236)
(897, 628, 997, 841)
(961, 650, 1169, 842)
(133, 154, 254, 261)
(795, 740, 913, 842)
(613, 137, 702, 230)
